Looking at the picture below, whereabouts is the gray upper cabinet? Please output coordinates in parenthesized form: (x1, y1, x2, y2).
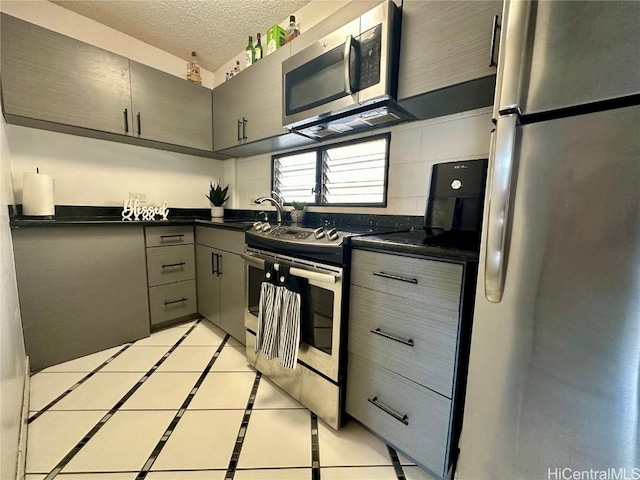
(1, 13, 131, 136)
(211, 73, 246, 152)
(1, 14, 222, 158)
(130, 61, 213, 151)
(397, 1, 502, 119)
(212, 44, 315, 158)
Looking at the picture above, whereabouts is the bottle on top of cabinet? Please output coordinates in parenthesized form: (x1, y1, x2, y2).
(245, 35, 255, 67)
(254, 33, 263, 62)
(187, 51, 202, 85)
(285, 15, 300, 43)
(233, 60, 241, 75)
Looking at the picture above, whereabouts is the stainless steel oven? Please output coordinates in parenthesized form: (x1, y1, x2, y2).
(242, 223, 352, 429)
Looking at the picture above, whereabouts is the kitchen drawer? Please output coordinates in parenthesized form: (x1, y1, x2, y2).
(195, 226, 244, 254)
(346, 353, 452, 477)
(149, 279, 197, 325)
(146, 244, 195, 287)
(145, 226, 194, 247)
(349, 285, 458, 398)
(350, 249, 462, 311)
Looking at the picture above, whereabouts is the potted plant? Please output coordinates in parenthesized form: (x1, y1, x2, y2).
(290, 200, 306, 224)
(206, 181, 230, 219)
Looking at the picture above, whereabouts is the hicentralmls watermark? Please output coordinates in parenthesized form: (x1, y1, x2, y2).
(548, 468, 640, 480)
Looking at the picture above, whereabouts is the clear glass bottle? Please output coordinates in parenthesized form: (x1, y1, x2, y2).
(233, 60, 241, 76)
(245, 35, 255, 67)
(285, 15, 300, 44)
(187, 51, 202, 85)
(254, 33, 263, 62)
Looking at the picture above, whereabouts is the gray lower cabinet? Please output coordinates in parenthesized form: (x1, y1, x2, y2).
(196, 244, 221, 327)
(145, 226, 197, 327)
(347, 248, 473, 478)
(397, 1, 502, 119)
(12, 226, 150, 372)
(195, 227, 245, 344)
(1, 13, 132, 136)
(130, 61, 213, 151)
(211, 44, 314, 157)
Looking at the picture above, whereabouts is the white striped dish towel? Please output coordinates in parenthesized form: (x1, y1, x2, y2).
(278, 287, 301, 369)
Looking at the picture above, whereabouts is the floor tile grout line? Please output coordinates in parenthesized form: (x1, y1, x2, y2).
(134, 334, 231, 480)
(224, 371, 262, 480)
(28, 342, 134, 424)
(388, 445, 407, 480)
(41, 319, 203, 480)
(311, 413, 321, 480)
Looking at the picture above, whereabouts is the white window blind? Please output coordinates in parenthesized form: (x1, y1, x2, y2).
(322, 138, 387, 204)
(273, 135, 389, 206)
(273, 151, 316, 204)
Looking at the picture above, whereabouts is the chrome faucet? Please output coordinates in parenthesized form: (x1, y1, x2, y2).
(255, 191, 284, 224)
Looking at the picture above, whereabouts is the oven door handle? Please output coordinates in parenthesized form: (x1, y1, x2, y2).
(241, 253, 339, 284)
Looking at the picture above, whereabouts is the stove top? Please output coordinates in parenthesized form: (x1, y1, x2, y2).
(245, 222, 406, 265)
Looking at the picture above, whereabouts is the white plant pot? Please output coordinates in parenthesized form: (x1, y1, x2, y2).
(290, 209, 306, 224)
(211, 206, 224, 219)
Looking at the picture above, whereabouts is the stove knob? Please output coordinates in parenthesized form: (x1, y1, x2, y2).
(262, 222, 272, 232)
(313, 227, 325, 239)
(327, 228, 339, 241)
(253, 221, 263, 230)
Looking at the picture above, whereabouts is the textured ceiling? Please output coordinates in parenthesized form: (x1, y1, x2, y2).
(50, 0, 312, 72)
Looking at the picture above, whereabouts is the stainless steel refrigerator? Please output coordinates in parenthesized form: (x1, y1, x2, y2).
(458, 1, 640, 478)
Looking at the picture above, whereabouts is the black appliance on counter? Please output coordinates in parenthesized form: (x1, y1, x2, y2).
(424, 159, 488, 248)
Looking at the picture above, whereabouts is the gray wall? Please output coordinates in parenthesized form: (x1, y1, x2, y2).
(1, 107, 27, 479)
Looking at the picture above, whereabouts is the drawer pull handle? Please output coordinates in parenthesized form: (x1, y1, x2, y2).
(161, 262, 186, 269)
(367, 396, 409, 425)
(372, 271, 418, 284)
(164, 297, 187, 306)
(160, 234, 185, 240)
(370, 328, 414, 347)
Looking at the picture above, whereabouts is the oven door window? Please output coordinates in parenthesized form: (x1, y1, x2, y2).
(247, 265, 335, 355)
(285, 41, 359, 117)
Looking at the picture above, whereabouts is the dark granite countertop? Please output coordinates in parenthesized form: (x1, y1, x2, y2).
(349, 229, 480, 262)
(10, 217, 254, 231)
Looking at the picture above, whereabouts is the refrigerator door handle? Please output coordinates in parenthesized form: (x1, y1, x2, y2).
(497, 0, 532, 115)
(485, 114, 518, 303)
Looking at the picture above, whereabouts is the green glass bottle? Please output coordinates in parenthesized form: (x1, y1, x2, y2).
(254, 33, 263, 62)
(245, 35, 255, 67)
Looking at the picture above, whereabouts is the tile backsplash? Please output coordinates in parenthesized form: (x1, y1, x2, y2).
(228, 107, 492, 216)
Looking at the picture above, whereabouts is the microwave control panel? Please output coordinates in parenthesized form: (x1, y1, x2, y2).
(358, 24, 382, 90)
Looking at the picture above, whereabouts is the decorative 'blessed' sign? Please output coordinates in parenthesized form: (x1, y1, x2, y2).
(121, 199, 169, 221)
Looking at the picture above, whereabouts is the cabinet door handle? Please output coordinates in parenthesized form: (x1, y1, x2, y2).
(237, 119, 242, 142)
(137, 112, 141, 136)
(211, 252, 216, 275)
(367, 396, 409, 425)
(489, 14, 500, 67)
(370, 328, 414, 347)
(161, 262, 186, 269)
(216, 253, 222, 276)
(164, 297, 187, 306)
(123, 108, 129, 133)
(242, 117, 248, 140)
(372, 271, 418, 284)
(160, 234, 184, 240)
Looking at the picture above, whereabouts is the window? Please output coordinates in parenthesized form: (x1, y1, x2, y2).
(272, 134, 390, 206)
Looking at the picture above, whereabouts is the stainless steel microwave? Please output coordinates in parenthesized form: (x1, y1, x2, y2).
(282, 0, 412, 140)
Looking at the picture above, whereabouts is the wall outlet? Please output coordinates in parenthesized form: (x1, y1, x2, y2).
(129, 192, 147, 204)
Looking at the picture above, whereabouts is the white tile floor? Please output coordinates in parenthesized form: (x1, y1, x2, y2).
(26, 319, 436, 480)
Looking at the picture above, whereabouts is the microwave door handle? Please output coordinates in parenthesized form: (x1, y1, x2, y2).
(343, 34, 357, 95)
